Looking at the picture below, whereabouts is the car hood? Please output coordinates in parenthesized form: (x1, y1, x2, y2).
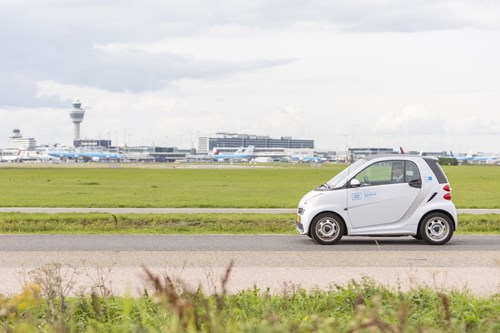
(298, 190, 324, 206)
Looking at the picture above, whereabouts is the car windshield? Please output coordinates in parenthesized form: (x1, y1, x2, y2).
(326, 159, 366, 189)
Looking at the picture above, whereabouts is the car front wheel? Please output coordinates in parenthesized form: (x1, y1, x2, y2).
(420, 213, 454, 245)
(310, 213, 344, 245)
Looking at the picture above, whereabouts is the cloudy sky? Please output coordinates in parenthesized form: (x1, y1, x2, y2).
(1, 0, 499, 152)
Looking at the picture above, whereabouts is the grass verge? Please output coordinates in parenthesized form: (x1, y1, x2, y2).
(0, 213, 498, 234)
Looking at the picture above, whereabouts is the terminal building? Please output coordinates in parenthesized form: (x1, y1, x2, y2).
(348, 148, 396, 161)
(118, 146, 192, 162)
(74, 139, 112, 149)
(8, 129, 36, 150)
(199, 132, 314, 153)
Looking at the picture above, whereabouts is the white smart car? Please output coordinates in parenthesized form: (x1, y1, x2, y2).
(296, 155, 457, 245)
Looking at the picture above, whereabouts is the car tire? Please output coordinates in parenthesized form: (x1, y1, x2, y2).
(420, 213, 454, 245)
(310, 213, 344, 245)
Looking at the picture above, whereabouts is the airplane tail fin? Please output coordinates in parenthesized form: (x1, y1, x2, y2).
(233, 147, 244, 155)
(399, 147, 405, 154)
(243, 146, 255, 154)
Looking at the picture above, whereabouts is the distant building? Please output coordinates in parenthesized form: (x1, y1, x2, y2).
(421, 151, 448, 158)
(119, 146, 190, 162)
(74, 139, 112, 149)
(208, 132, 314, 150)
(8, 129, 36, 150)
(197, 137, 210, 154)
(348, 147, 396, 161)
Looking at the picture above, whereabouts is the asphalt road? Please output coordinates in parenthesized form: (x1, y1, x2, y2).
(1, 235, 499, 296)
(1, 235, 499, 252)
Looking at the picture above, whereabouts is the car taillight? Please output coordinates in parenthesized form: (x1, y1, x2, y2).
(443, 184, 452, 200)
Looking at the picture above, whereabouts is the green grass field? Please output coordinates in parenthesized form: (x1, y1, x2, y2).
(0, 164, 499, 208)
(442, 165, 500, 208)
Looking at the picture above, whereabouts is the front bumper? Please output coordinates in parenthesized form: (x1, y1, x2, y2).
(295, 215, 304, 233)
(295, 207, 306, 233)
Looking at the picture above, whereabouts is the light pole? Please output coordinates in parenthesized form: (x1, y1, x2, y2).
(344, 135, 350, 163)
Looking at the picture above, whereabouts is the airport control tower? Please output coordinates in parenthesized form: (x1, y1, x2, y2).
(69, 98, 85, 142)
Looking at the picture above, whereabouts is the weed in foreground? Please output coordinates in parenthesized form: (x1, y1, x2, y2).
(1, 263, 499, 332)
(140, 259, 234, 332)
(28, 263, 80, 331)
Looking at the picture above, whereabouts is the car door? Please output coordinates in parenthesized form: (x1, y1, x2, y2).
(347, 160, 421, 228)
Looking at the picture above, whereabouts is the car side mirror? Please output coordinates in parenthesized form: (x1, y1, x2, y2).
(350, 179, 361, 187)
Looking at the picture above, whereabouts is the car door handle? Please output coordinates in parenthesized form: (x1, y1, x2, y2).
(409, 179, 422, 188)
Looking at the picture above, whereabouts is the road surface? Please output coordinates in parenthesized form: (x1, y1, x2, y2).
(1, 235, 498, 296)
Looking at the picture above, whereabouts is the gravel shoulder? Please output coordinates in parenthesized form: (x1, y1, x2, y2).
(1, 243, 498, 296)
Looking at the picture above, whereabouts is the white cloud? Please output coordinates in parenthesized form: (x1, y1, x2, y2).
(373, 105, 445, 135)
(447, 116, 500, 136)
(1, 1, 500, 152)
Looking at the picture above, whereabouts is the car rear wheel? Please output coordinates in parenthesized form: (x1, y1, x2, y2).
(420, 213, 453, 245)
(310, 213, 344, 245)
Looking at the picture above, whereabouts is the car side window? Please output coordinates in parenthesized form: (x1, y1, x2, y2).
(391, 161, 405, 183)
(355, 161, 395, 186)
(354, 160, 419, 186)
(405, 161, 421, 183)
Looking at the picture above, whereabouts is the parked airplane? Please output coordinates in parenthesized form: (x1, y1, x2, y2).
(399, 147, 423, 155)
(288, 152, 323, 163)
(400, 147, 499, 164)
(79, 151, 123, 162)
(213, 146, 255, 161)
(1, 149, 16, 161)
(47, 150, 123, 162)
(0, 149, 21, 162)
(252, 156, 274, 163)
(293, 155, 323, 163)
(0, 149, 57, 162)
(451, 151, 499, 164)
